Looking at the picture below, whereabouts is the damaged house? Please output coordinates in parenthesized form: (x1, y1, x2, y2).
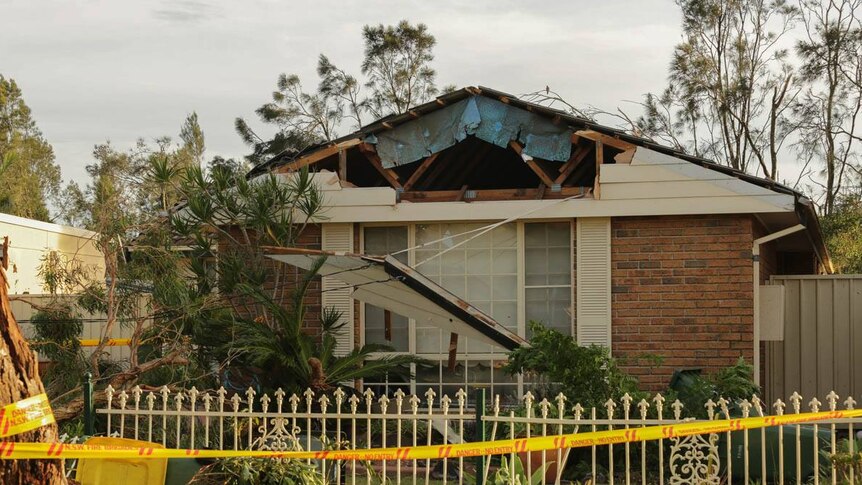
(254, 86, 829, 401)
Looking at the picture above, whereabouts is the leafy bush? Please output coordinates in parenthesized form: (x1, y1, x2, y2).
(31, 303, 88, 395)
(825, 438, 862, 483)
(667, 357, 759, 418)
(190, 457, 324, 485)
(504, 322, 639, 410)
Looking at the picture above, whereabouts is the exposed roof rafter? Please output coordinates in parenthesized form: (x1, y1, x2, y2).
(358, 143, 403, 190)
(509, 141, 557, 187)
(574, 130, 636, 151)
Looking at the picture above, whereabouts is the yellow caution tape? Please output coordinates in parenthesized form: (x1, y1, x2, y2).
(0, 394, 55, 439)
(2, 407, 861, 460)
(78, 339, 131, 347)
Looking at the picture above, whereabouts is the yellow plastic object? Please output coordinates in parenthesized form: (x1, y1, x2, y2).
(75, 437, 168, 485)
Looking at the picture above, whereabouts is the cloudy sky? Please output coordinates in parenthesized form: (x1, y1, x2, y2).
(1, 0, 681, 186)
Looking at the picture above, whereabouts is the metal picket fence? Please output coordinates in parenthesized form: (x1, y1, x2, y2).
(98, 385, 862, 484)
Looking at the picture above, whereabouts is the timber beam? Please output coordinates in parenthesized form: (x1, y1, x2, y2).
(277, 138, 362, 173)
(555, 143, 592, 185)
(574, 130, 636, 151)
(400, 187, 588, 202)
(508, 141, 557, 188)
(402, 153, 439, 191)
(358, 143, 403, 190)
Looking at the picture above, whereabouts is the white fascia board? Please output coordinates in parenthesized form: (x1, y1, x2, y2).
(313, 194, 794, 223)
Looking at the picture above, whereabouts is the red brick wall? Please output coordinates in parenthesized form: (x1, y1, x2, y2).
(611, 215, 755, 391)
(219, 224, 323, 337)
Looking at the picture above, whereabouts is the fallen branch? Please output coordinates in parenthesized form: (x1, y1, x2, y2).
(52, 350, 190, 423)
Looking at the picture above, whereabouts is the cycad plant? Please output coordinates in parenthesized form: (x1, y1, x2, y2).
(225, 257, 419, 396)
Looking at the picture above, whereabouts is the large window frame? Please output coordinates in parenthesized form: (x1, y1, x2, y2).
(359, 220, 574, 399)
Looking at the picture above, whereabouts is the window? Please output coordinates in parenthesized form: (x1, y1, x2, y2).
(362, 226, 409, 352)
(360, 221, 573, 400)
(525, 222, 573, 336)
(413, 223, 518, 355)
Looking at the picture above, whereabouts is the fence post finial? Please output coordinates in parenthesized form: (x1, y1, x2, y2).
(260, 393, 271, 413)
(826, 391, 839, 411)
(621, 392, 633, 416)
(790, 392, 802, 414)
(751, 395, 764, 417)
(671, 399, 684, 420)
(740, 399, 752, 418)
(705, 399, 716, 420)
(604, 398, 617, 418)
(539, 398, 551, 419)
(716, 397, 730, 418)
(638, 399, 649, 419)
(773, 398, 785, 415)
(808, 397, 821, 413)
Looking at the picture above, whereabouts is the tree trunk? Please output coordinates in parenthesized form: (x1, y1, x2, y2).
(0, 264, 66, 484)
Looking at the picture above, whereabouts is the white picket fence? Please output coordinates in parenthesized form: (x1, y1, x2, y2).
(98, 385, 862, 484)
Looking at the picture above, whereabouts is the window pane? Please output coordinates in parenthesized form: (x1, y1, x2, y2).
(363, 226, 409, 351)
(526, 287, 572, 337)
(525, 222, 573, 337)
(466, 249, 491, 274)
(365, 305, 409, 350)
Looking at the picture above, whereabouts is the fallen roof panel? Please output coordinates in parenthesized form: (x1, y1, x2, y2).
(264, 247, 527, 350)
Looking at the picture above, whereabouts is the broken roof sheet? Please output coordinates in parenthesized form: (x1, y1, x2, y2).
(371, 96, 573, 168)
(265, 247, 528, 350)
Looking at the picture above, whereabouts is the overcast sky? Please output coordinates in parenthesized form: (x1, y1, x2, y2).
(1, 0, 682, 187)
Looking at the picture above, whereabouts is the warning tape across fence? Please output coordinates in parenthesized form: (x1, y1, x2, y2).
(2, 408, 862, 461)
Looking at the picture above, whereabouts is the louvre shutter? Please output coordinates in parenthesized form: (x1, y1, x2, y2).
(576, 217, 612, 347)
(321, 223, 354, 356)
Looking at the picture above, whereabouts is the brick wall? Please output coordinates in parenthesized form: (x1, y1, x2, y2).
(611, 215, 755, 391)
(219, 224, 323, 337)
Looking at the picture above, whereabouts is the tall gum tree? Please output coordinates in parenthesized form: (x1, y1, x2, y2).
(0, 255, 65, 484)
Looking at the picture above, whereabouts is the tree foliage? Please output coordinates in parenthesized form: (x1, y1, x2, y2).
(793, 0, 862, 215)
(821, 194, 862, 272)
(236, 20, 439, 165)
(361, 20, 438, 119)
(0, 76, 62, 221)
(637, 0, 799, 180)
(46, 113, 418, 417)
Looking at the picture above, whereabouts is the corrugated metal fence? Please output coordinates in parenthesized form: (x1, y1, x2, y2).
(766, 275, 862, 403)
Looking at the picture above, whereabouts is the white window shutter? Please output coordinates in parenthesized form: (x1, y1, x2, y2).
(576, 217, 612, 347)
(321, 223, 354, 356)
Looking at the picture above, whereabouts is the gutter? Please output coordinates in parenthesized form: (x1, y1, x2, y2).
(752, 224, 805, 387)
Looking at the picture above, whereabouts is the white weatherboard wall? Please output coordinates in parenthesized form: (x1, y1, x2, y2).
(0, 213, 104, 294)
(321, 223, 354, 356)
(601, 147, 793, 206)
(576, 217, 612, 346)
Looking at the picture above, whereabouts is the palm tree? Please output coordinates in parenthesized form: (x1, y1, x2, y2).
(225, 257, 419, 395)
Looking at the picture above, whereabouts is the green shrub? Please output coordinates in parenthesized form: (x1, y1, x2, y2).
(190, 457, 324, 485)
(504, 322, 639, 410)
(668, 357, 759, 418)
(31, 303, 88, 396)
